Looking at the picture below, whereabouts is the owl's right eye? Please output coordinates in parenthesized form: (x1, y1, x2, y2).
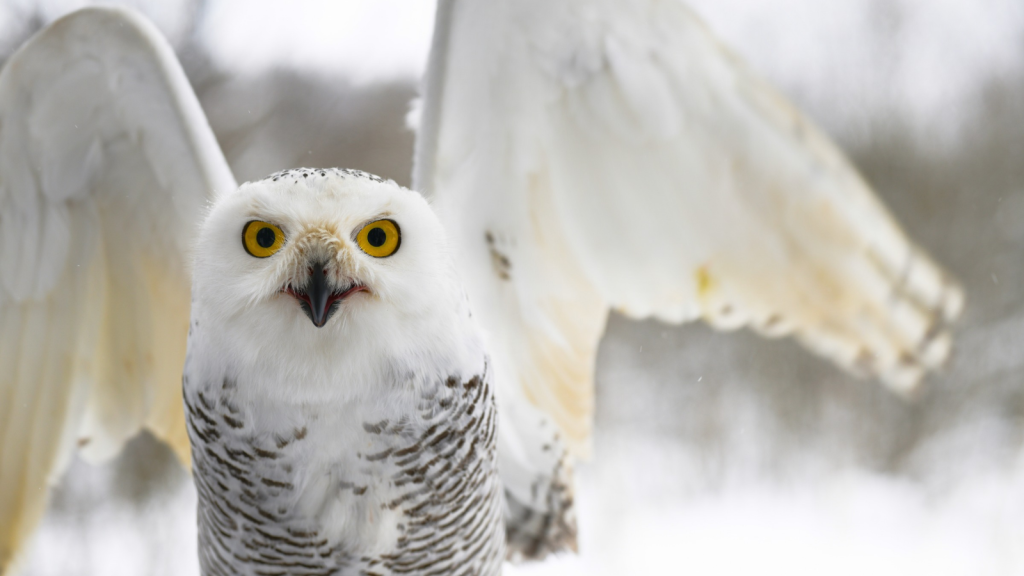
(243, 221, 285, 258)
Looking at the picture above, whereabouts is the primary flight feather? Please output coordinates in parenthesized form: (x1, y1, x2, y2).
(417, 0, 962, 555)
(0, 1, 962, 573)
(0, 7, 233, 571)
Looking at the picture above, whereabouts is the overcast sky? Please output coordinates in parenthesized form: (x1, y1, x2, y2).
(3, 0, 1022, 144)
(190, 0, 1024, 145)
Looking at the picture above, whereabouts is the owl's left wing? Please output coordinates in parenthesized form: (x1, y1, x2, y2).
(0, 8, 235, 572)
(415, 0, 963, 559)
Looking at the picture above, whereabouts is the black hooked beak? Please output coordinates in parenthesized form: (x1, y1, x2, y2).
(285, 261, 367, 328)
(305, 262, 332, 327)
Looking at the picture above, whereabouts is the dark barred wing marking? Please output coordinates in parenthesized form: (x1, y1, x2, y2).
(504, 450, 576, 561)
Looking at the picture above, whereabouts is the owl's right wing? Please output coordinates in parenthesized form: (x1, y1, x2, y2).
(0, 8, 235, 572)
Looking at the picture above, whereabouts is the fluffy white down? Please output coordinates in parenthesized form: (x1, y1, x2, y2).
(191, 170, 478, 406)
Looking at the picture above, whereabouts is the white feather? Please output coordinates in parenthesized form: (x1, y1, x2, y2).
(414, 0, 964, 544)
(0, 7, 234, 572)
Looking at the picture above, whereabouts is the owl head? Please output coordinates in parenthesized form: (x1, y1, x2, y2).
(190, 168, 475, 396)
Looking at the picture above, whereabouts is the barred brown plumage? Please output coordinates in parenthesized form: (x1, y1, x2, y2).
(184, 364, 503, 576)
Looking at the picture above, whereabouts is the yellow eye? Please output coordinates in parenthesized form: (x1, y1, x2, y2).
(242, 220, 285, 258)
(356, 219, 401, 258)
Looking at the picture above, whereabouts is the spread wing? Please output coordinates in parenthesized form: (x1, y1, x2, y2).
(0, 8, 235, 571)
(415, 0, 963, 557)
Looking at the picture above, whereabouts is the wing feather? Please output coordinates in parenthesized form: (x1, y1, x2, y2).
(417, 0, 963, 557)
(0, 8, 235, 571)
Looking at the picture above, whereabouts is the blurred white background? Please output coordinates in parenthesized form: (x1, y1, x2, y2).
(2, 0, 1023, 574)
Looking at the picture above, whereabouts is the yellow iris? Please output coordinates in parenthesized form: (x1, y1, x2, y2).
(356, 219, 401, 258)
(243, 220, 285, 258)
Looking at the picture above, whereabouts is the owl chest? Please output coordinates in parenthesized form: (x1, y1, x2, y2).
(183, 369, 504, 575)
(183, 381, 331, 574)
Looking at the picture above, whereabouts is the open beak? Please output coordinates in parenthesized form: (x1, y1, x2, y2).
(286, 262, 366, 328)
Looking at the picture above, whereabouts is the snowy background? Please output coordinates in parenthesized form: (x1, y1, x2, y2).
(2, 0, 1023, 574)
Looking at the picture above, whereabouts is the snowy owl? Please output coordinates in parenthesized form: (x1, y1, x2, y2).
(185, 167, 503, 573)
(0, 1, 962, 574)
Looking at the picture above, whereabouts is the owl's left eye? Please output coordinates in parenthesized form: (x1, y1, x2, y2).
(243, 220, 285, 258)
(356, 219, 401, 258)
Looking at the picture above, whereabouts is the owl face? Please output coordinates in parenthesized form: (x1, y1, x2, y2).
(191, 169, 469, 392)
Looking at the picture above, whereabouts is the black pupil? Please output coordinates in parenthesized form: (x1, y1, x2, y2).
(367, 227, 387, 247)
(256, 227, 276, 248)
